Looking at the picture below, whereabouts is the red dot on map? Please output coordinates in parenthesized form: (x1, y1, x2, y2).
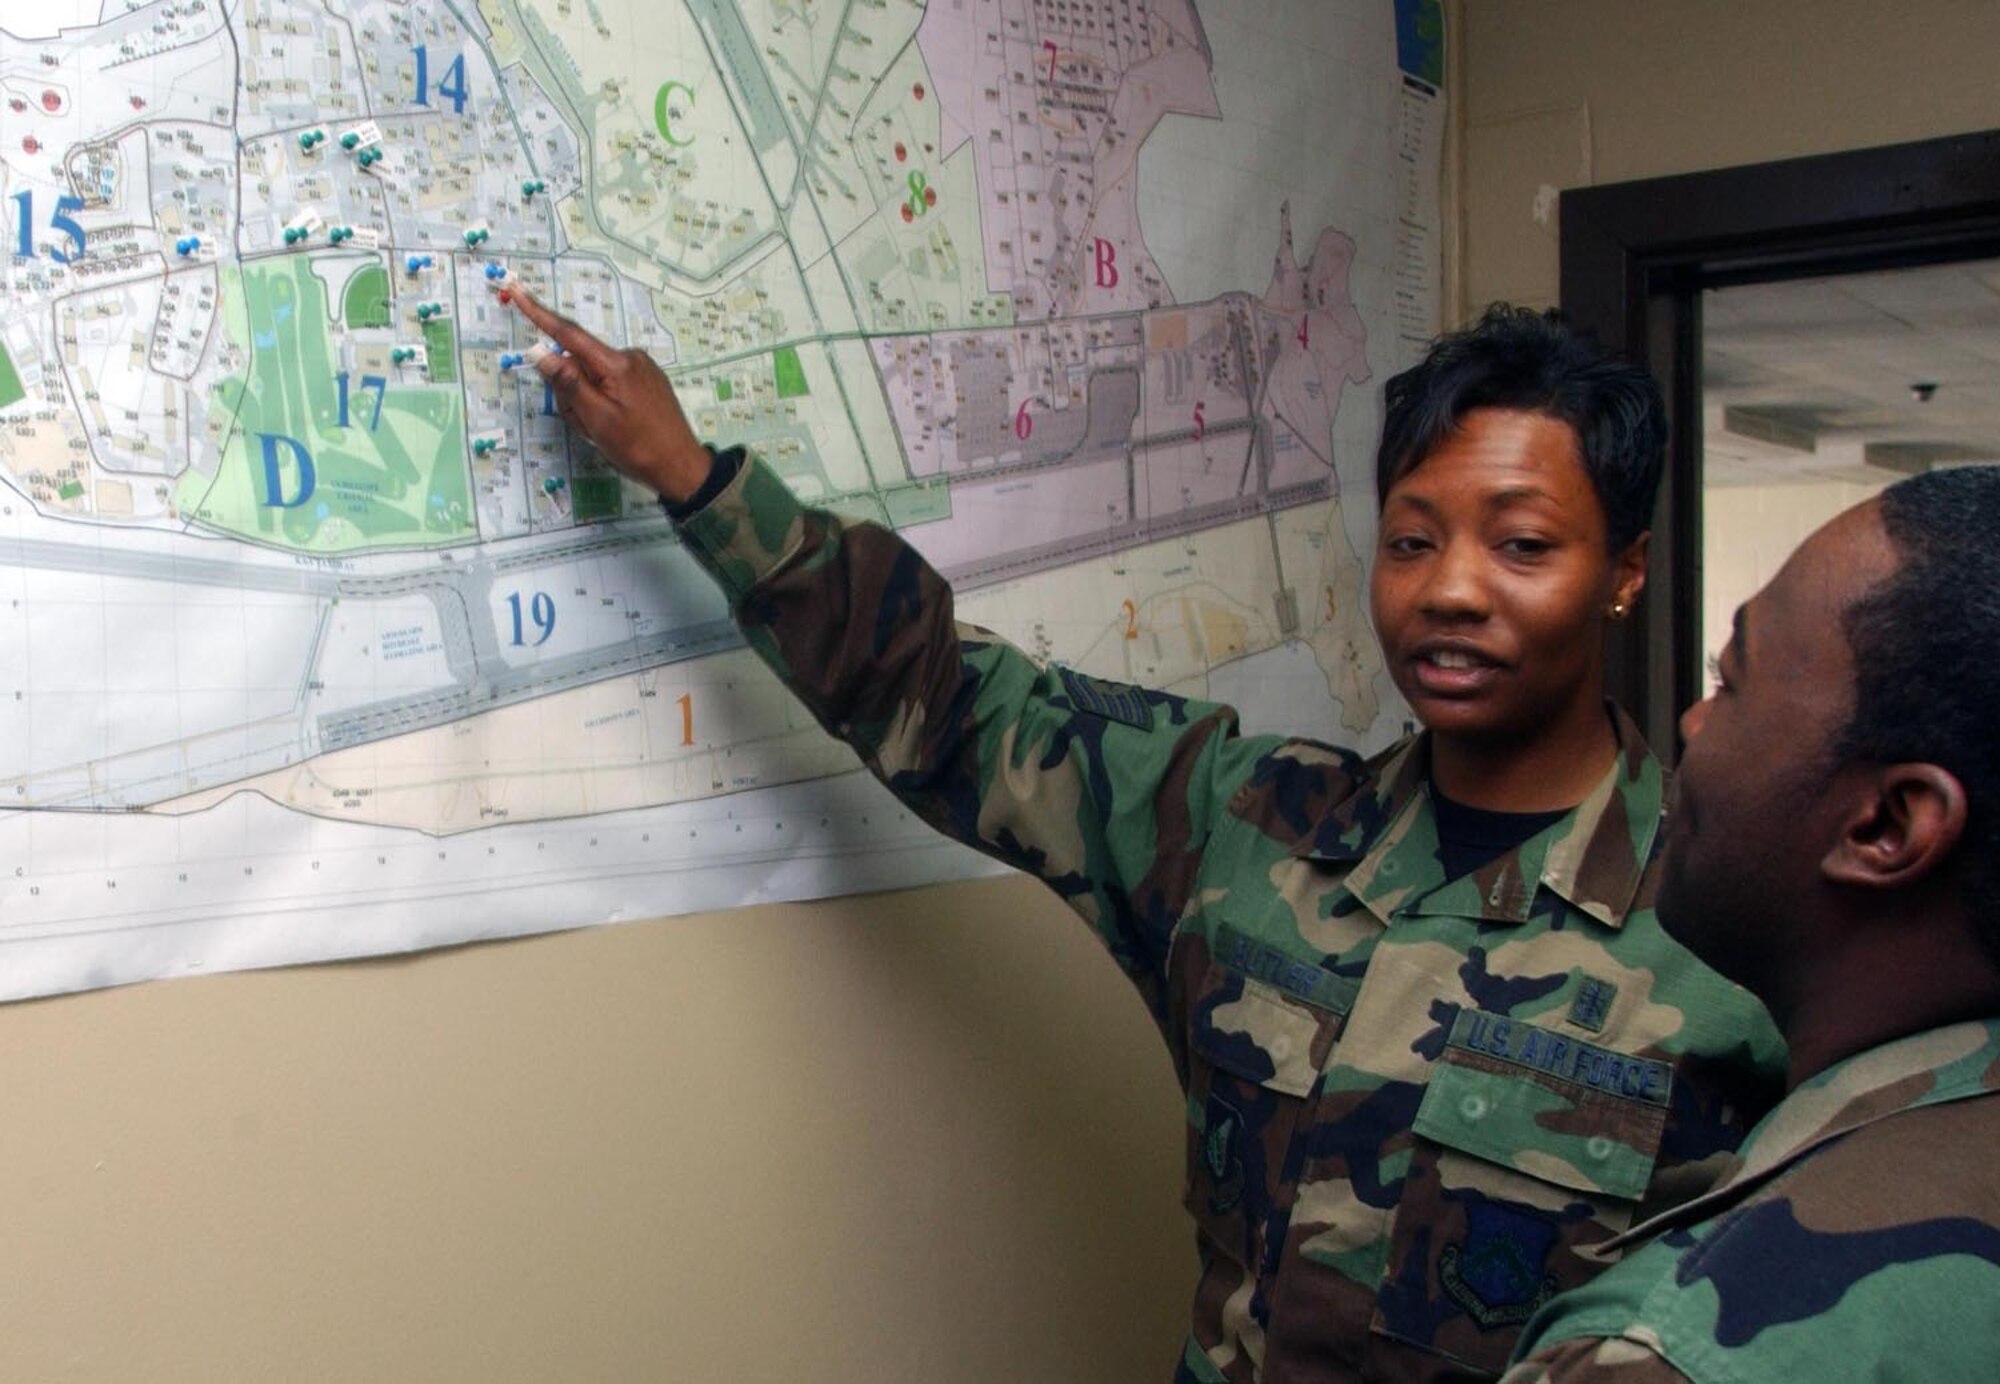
(130, 95, 147, 110)
(894, 142, 907, 163)
(41, 90, 61, 112)
(900, 204, 913, 223)
(22, 137, 40, 155)
(923, 187, 936, 207)
(912, 83, 925, 101)
(8, 99, 24, 113)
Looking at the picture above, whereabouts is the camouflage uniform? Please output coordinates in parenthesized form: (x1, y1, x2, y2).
(675, 450, 1786, 1381)
(1502, 1018, 2000, 1382)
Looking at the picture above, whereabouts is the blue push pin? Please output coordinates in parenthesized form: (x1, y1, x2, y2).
(484, 261, 508, 282)
(498, 351, 526, 370)
(405, 254, 434, 275)
(175, 236, 200, 256)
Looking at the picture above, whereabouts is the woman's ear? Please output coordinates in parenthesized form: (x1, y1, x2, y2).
(1612, 530, 1650, 612)
(1821, 763, 1968, 890)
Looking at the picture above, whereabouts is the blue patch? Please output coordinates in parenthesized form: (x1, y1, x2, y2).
(1213, 922, 1358, 1016)
(1201, 1091, 1247, 1215)
(1448, 1008, 1672, 1107)
(1568, 975, 1618, 1032)
(1057, 665, 1151, 730)
(1440, 1199, 1560, 1328)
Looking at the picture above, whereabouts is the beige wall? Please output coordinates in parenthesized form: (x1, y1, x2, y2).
(11, 6, 2000, 1381)
(1457, 0, 2000, 315)
(0, 876, 1189, 1381)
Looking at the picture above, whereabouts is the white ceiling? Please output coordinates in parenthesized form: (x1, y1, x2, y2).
(1702, 258, 2000, 487)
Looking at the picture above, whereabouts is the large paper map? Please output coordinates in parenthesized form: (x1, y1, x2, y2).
(0, 0, 1442, 998)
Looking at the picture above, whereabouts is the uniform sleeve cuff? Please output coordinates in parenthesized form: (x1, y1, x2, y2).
(672, 449, 810, 605)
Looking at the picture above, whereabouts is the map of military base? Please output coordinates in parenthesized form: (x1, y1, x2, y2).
(0, 0, 1444, 997)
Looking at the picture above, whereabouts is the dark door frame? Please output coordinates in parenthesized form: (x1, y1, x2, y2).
(1560, 129, 2000, 753)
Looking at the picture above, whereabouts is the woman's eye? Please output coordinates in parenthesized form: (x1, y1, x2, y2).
(1498, 536, 1553, 557)
(1384, 534, 1432, 555)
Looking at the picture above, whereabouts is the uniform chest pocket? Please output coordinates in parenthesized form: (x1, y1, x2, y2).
(1370, 1009, 1672, 1377)
(1182, 961, 1344, 1275)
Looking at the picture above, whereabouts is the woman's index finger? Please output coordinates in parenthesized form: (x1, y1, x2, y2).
(509, 287, 622, 380)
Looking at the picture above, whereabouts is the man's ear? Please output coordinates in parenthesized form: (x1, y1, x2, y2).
(1821, 763, 1968, 889)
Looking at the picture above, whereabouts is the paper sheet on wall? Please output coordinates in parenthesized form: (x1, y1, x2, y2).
(0, 0, 1442, 999)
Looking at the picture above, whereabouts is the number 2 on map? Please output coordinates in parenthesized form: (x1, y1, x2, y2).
(413, 45, 470, 114)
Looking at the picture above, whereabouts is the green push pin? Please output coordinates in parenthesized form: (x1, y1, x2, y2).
(541, 476, 566, 495)
(339, 132, 361, 151)
(391, 347, 419, 365)
(299, 130, 322, 151)
(358, 148, 382, 168)
(521, 179, 547, 199)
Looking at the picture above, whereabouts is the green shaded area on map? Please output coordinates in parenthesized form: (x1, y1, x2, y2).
(715, 378, 734, 402)
(423, 316, 459, 383)
(772, 345, 809, 399)
(343, 264, 392, 330)
(884, 481, 952, 529)
(571, 475, 622, 523)
(178, 258, 474, 554)
(0, 342, 24, 411)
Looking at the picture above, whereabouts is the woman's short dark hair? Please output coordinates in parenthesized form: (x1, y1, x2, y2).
(1375, 305, 1668, 550)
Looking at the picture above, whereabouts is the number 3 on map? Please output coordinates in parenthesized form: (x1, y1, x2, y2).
(413, 45, 470, 114)
(12, 192, 86, 264)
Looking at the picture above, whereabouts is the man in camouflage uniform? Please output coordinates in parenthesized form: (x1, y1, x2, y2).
(1504, 468, 2000, 1381)
(516, 291, 1784, 1381)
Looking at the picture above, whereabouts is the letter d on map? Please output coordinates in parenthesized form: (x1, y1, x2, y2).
(258, 433, 316, 508)
(1093, 237, 1119, 289)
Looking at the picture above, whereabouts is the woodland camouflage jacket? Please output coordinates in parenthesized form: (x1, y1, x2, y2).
(1503, 1017, 2000, 1382)
(673, 451, 1787, 1382)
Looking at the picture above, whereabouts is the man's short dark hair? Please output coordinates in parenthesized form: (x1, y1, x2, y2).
(1375, 305, 1668, 550)
(1838, 465, 2000, 949)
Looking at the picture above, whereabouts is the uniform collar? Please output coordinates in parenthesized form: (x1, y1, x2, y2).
(1299, 705, 1663, 930)
(1608, 1016, 2000, 1250)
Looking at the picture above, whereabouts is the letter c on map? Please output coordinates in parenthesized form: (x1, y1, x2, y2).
(655, 81, 695, 147)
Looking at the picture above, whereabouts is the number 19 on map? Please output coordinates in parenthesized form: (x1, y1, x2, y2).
(505, 590, 555, 646)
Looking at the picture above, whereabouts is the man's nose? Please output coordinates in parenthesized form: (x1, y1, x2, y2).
(1679, 694, 1714, 742)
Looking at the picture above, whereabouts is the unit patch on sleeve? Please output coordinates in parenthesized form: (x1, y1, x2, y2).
(1057, 664, 1152, 729)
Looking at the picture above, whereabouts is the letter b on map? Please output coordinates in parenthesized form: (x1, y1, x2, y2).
(258, 433, 316, 508)
(1093, 237, 1119, 289)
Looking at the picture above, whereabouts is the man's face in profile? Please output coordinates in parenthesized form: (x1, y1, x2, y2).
(1658, 501, 1898, 1000)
